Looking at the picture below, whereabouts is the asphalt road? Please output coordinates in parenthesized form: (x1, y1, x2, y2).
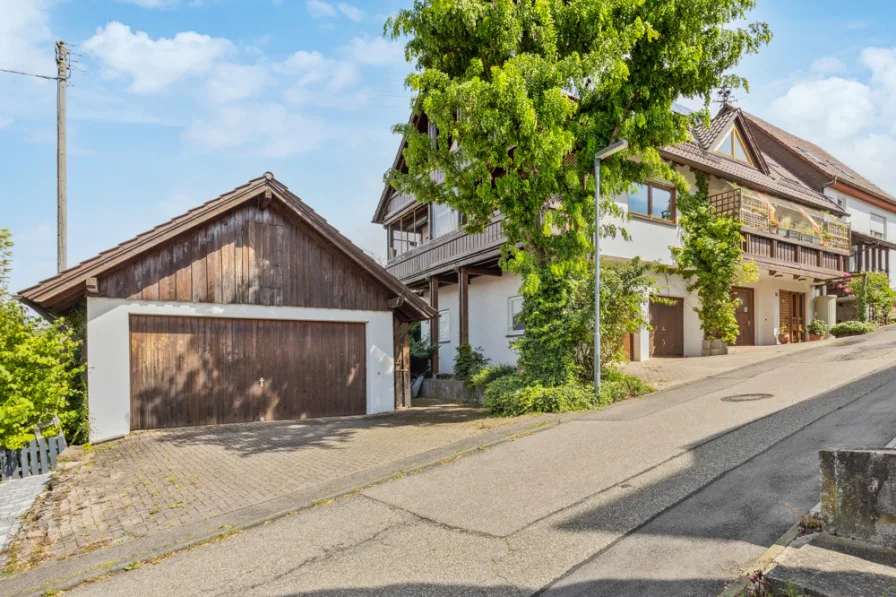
(57, 328, 896, 597)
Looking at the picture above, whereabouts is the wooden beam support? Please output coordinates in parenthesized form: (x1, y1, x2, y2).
(259, 189, 273, 210)
(458, 266, 469, 346)
(85, 277, 99, 295)
(386, 296, 405, 310)
(429, 276, 439, 375)
(466, 266, 502, 277)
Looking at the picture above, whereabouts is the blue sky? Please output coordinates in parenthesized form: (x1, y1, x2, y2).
(2, 0, 896, 292)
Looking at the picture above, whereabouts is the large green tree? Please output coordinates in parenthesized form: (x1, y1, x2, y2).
(387, 0, 770, 383)
(387, 0, 771, 273)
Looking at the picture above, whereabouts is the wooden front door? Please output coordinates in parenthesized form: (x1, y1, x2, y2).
(649, 298, 684, 357)
(779, 291, 807, 343)
(129, 315, 367, 431)
(732, 287, 755, 346)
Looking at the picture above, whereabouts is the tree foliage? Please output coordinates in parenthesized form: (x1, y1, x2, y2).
(849, 272, 896, 324)
(387, 0, 771, 273)
(0, 230, 84, 450)
(672, 174, 758, 343)
(513, 256, 657, 385)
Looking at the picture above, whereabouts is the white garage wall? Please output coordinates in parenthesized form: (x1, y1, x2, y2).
(86, 297, 396, 443)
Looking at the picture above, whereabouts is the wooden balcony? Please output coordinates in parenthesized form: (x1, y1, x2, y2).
(386, 217, 506, 284)
(709, 189, 850, 279)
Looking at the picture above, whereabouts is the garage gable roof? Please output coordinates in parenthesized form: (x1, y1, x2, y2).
(19, 173, 436, 321)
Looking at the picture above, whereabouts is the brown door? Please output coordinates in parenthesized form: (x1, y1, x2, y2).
(649, 298, 684, 357)
(732, 287, 755, 346)
(792, 292, 806, 342)
(779, 291, 793, 342)
(129, 315, 367, 431)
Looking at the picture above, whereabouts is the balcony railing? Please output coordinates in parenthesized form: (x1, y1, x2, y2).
(709, 188, 850, 252)
(708, 188, 850, 276)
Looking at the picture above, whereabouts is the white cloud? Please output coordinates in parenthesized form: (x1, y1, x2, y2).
(115, 0, 180, 9)
(345, 37, 405, 67)
(810, 57, 846, 74)
(84, 22, 232, 93)
(183, 103, 327, 157)
(0, 0, 54, 76)
(338, 3, 363, 22)
(769, 77, 874, 141)
(279, 50, 359, 95)
(306, 0, 336, 19)
(0, 117, 13, 129)
(205, 63, 270, 103)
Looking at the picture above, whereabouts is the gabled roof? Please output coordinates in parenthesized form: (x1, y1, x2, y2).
(743, 111, 896, 206)
(20, 173, 435, 321)
(690, 104, 770, 175)
(372, 113, 423, 224)
(665, 106, 846, 215)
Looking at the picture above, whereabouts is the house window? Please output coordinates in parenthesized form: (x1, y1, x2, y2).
(508, 296, 525, 335)
(387, 205, 430, 259)
(432, 202, 459, 238)
(628, 183, 676, 223)
(715, 128, 754, 165)
(871, 213, 886, 240)
(438, 309, 450, 344)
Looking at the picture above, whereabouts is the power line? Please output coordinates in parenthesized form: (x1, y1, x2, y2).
(0, 67, 62, 81)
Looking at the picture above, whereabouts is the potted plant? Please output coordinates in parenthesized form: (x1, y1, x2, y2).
(776, 216, 792, 237)
(777, 329, 791, 344)
(807, 319, 828, 341)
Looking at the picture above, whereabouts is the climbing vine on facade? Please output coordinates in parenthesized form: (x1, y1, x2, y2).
(672, 172, 758, 343)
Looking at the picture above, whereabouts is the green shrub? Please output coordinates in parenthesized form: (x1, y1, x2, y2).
(483, 370, 653, 417)
(468, 364, 517, 389)
(0, 230, 85, 449)
(807, 318, 829, 336)
(829, 321, 876, 338)
(453, 344, 490, 381)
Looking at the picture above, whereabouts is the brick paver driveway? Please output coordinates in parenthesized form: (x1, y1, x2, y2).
(7, 402, 525, 568)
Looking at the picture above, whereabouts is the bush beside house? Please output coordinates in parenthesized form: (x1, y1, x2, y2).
(830, 321, 876, 338)
(0, 229, 86, 450)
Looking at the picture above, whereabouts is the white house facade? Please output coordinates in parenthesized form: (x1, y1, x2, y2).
(374, 106, 876, 372)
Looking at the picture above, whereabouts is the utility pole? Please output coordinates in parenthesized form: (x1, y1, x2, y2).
(56, 41, 68, 273)
(592, 139, 629, 394)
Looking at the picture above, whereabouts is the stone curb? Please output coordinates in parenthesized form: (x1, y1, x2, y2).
(0, 410, 583, 597)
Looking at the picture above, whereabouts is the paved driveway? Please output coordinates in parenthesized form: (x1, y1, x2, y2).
(5, 402, 527, 569)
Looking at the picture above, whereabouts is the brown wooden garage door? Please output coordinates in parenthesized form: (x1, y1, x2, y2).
(129, 315, 366, 431)
(649, 298, 684, 357)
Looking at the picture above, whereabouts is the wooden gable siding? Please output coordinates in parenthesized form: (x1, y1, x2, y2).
(99, 203, 391, 311)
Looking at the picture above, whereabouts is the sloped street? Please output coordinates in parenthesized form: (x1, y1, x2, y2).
(23, 328, 896, 597)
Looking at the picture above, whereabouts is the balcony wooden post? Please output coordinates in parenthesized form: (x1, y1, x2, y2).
(458, 266, 470, 346)
(795, 245, 801, 266)
(770, 238, 777, 260)
(429, 276, 440, 375)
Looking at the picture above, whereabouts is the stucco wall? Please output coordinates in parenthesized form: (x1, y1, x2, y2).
(824, 186, 896, 289)
(422, 273, 524, 374)
(86, 298, 396, 443)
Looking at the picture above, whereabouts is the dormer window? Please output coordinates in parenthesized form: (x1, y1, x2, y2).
(716, 127, 754, 165)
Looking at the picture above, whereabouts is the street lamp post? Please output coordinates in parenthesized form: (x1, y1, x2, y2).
(594, 139, 629, 394)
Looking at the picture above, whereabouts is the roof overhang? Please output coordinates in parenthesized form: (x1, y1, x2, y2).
(19, 174, 436, 322)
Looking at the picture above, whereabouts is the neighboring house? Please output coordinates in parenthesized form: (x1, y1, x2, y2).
(373, 105, 861, 371)
(742, 111, 896, 319)
(19, 173, 435, 443)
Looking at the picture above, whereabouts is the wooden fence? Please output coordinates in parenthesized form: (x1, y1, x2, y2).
(0, 435, 67, 481)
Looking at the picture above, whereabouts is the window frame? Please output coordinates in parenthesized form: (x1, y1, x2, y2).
(715, 127, 755, 166)
(507, 295, 525, 336)
(438, 309, 450, 344)
(386, 205, 430, 259)
(627, 182, 677, 224)
(871, 212, 887, 240)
